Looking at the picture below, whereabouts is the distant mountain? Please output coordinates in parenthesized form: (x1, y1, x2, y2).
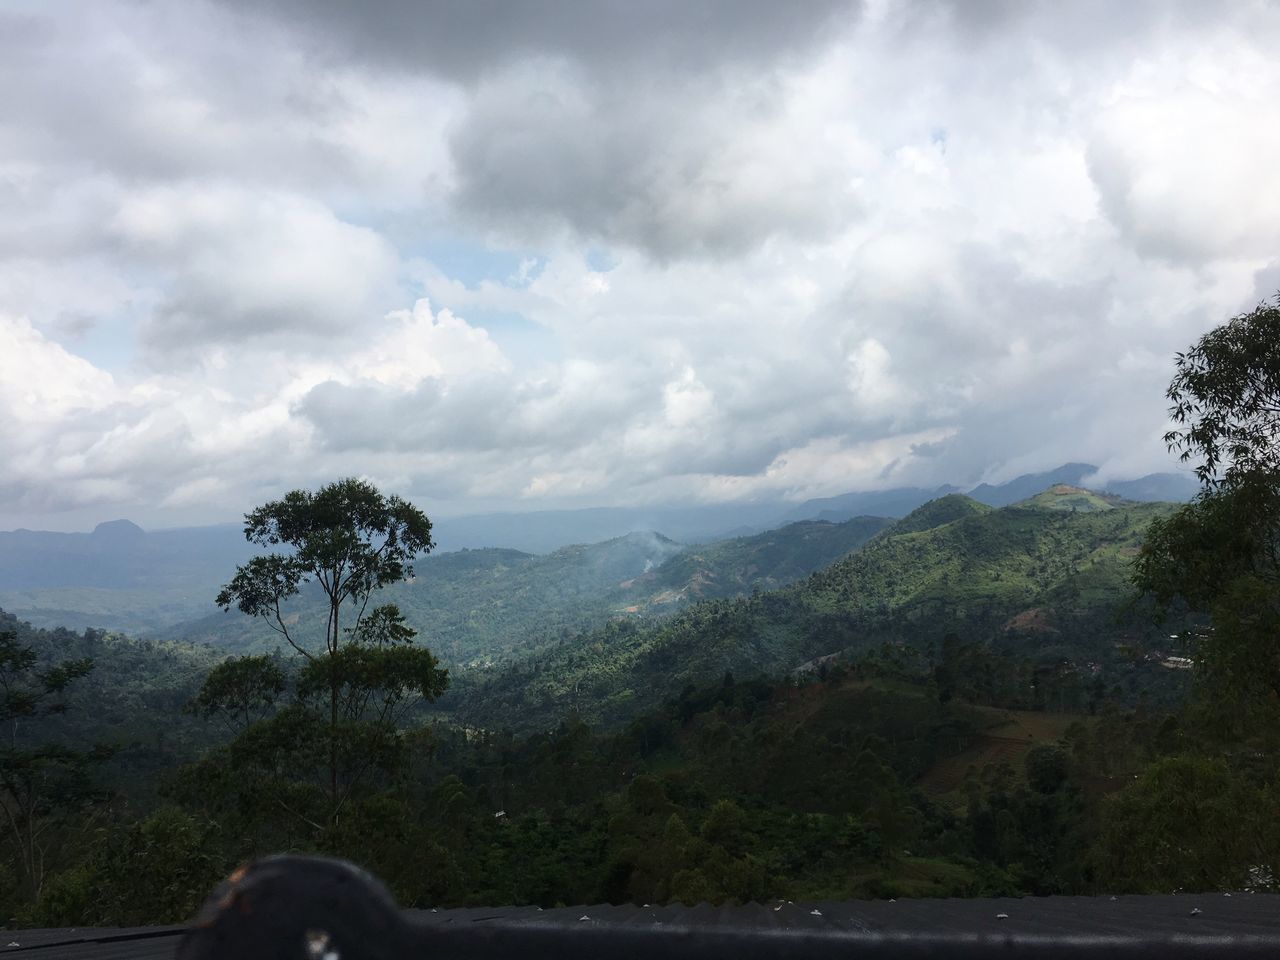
(966, 463, 1099, 507)
(0, 461, 1197, 636)
(0, 522, 261, 634)
(0, 522, 250, 591)
(779, 486, 960, 525)
(430, 503, 786, 553)
(782, 463, 1195, 527)
(1101, 472, 1200, 503)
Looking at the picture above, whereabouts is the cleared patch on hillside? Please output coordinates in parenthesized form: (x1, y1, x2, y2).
(917, 710, 1084, 799)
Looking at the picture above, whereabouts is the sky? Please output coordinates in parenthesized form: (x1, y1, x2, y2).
(2, 0, 1279, 531)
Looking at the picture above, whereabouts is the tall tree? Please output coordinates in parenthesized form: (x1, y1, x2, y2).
(215, 479, 448, 819)
(1136, 297, 1280, 735)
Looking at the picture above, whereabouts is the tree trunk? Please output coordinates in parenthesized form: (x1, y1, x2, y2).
(329, 599, 339, 820)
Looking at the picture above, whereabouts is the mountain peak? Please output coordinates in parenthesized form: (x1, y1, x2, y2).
(894, 494, 992, 535)
(90, 519, 146, 542)
(1014, 486, 1116, 512)
(967, 463, 1099, 507)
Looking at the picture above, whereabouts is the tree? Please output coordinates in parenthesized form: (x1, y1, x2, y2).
(1136, 298, 1280, 731)
(214, 479, 448, 822)
(1164, 295, 1280, 488)
(0, 630, 105, 903)
(1098, 757, 1275, 892)
(184, 654, 287, 735)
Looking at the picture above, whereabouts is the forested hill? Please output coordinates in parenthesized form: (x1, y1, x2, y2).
(166, 534, 683, 663)
(451, 490, 1184, 732)
(160, 515, 892, 665)
(616, 515, 894, 610)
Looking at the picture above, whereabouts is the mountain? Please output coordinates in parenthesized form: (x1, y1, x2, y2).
(779, 486, 960, 525)
(0, 523, 264, 634)
(0, 462, 1196, 636)
(1102, 472, 1200, 503)
(429, 503, 787, 553)
(453, 490, 1184, 731)
(966, 463, 1099, 507)
(159, 516, 892, 666)
(1014, 485, 1118, 512)
(619, 515, 894, 611)
(167, 532, 684, 664)
(889, 493, 991, 535)
(781, 463, 1195, 526)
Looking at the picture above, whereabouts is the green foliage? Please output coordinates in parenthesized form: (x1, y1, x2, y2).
(1099, 757, 1276, 892)
(1024, 744, 1068, 795)
(27, 807, 226, 927)
(890, 494, 991, 535)
(459, 497, 1183, 732)
(184, 653, 286, 734)
(1112, 302, 1280, 896)
(216, 478, 434, 660)
(210, 480, 447, 822)
(0, 628, 107, 904)
(1165, 294, 1280, 487)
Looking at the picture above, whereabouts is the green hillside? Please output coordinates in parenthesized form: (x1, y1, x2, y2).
(168, 534, 682, 664)
(1014, 485, 1120, 512)
(888, 493, 992, 535)
(621, 515, 893, 611)
(452, 493, 1183, 731)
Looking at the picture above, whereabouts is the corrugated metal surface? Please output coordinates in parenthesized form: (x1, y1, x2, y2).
(7, 895, 1280, 959)
(410, 894, 1280, 959)
(1, 927, 183, 959)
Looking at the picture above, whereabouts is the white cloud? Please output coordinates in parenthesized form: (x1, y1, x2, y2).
(0, 314, 117, 419)
(112, 184, 402, 354)
(352, 298, 510, 388)
(3, 0, 1280, 530)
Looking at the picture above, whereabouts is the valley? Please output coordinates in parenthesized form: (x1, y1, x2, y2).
(0, 475, 1229, 922)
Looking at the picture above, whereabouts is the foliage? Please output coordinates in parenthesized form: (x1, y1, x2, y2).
(1118, 300, 1280, 894)
(0, 629, 106, 903)
(1164, 294, 1280, 487)
(1098, 757, 1276, 892)
(184, 654, 287, 734)
(457, 497, 1184, 732)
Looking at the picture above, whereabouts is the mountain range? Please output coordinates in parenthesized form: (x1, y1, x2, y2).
(451, 486, 1188, 731)
(0, 463, 1197, 643)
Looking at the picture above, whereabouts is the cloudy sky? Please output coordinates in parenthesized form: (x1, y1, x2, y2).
(2, 0, 1278, 531)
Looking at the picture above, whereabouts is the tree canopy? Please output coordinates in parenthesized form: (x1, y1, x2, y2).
(1165, 294, 1280, 488)
(206, 479, 447, 825)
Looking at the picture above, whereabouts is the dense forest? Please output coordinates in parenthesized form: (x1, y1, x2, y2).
(1, 301, 1278, 928)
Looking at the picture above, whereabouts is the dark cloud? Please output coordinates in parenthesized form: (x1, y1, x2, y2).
(218, 0, 860, 85)
(447, 69, 860, 259)
(215, 0, 865, 258)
